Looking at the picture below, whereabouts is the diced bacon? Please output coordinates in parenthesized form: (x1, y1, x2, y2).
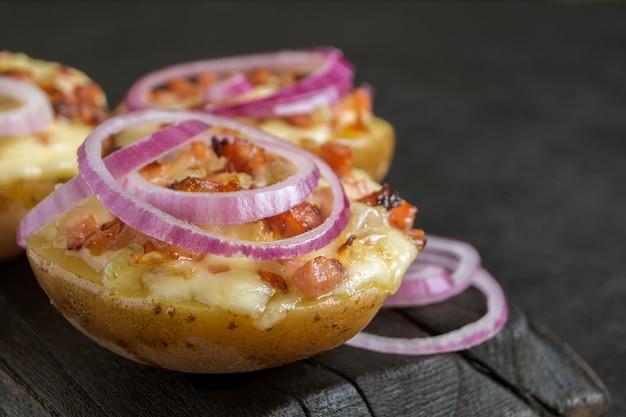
(257, 270, 289, 293)
(83, 218, 138, 256)
(196, 72, 216, 88)
(388, 201, 418, 230)
(141, 239, 205, 261)
(292, 256, 347, 298)
(212, 136, 273, 176)
(358, 184, 403, 210)
(405, 228, 427, 249)
(283, 114, 315, 127)
(65, 214, 98, 251)
(264, 202, 323, 238)
(190, 141, 210, 161)
(170, 174, 243, 193)
(0, 68, 33, 82)
(247, 68, 271, 85)
(319, 142, 353, 179)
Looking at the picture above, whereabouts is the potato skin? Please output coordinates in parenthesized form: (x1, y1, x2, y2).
(0, 179, 59, 260)
(334, 116, 395, 182)
(27, 245, 388, 374)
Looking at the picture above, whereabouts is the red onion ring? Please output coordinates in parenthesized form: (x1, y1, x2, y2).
(347, 267, 508, 355)
(123, 47, 354, 118)
(204, 73, 253, 103)
(119, 134, 321, 225)
(18, 109, 351, 260)
(384, 235, 481, 307)
(0, 76, 54, 136)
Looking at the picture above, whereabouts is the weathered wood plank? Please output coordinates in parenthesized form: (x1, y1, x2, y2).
(0, 255, 611, 416)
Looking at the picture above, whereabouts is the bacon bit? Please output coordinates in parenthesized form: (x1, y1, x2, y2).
(83, 218, 138, 256)
(247, 68, 271, 85)
(35, 131, 51, 145)
(319, 142, 353, 179)
(358, 184, 403, 210)
(190, 141, 210, 160)
(283, 113, 315, 127)
(44, 82, 107, 125)
(142, 239, 205, 262)
(405, 228, 427, 249)
(207, 263, 230, 274)
(139, 160, 171, 182)
(1, 68, 33, 82)
(165, 77, 196, 100)
(388, 201, 418, 230)
(211, 136, 273, 176)
(170, 174, 243, 193)
(338, 234, 357, 253)
(264, 201, 323, 238)
(353, 87, 372, 114)
(351, 87, 372, 131)
(196, 72, 216, 88)
(292, 256, 347, 298)
(358, 184, 426, 246)
(66, 214, 98, 251)
(258, 270, 289, 293)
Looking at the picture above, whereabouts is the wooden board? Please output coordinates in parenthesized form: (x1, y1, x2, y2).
(0, 254, 610, 416)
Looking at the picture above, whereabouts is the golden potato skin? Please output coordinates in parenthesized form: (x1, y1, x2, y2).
(0, 179, 59, 260)
(333, 116, 395, 182)
(27, 245, 388, 374)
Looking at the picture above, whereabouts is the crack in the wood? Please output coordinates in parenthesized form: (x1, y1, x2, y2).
(304, 359, 376, 417)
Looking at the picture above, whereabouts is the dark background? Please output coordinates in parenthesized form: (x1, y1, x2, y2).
(2, 1, 625, 415)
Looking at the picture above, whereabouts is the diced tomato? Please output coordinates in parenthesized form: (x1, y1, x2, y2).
(292, 256, 347, 298)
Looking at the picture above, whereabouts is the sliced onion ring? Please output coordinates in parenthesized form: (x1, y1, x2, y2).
(19, 109, 351, 260)
(384, 235, 481, 307)
(124, 47, 354, 118)
(0, 76, 54, 136)
(346, 267, 508, 355)
(119, 133, 321, 225)
(204, 73, 253, 103)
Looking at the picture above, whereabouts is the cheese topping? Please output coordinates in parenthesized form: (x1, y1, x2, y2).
(31, 159, 420, 330)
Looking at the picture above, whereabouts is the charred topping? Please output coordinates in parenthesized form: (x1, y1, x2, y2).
(359, 184, 403, 210)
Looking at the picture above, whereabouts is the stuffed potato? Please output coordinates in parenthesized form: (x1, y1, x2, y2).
(0, 51, 108, 259)
(21, 110, 423, 373)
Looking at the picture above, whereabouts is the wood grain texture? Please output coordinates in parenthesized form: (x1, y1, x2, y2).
(0, 255, 610, 417)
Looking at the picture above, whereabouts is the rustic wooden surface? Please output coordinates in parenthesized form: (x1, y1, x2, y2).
(2, 1, 625, 416)
(0, 255, 610, 416)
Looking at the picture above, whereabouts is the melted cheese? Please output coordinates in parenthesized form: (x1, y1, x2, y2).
(36, 190, 417, 330)
(0, 121, 93, 183)
(257, 118, 333, 145)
